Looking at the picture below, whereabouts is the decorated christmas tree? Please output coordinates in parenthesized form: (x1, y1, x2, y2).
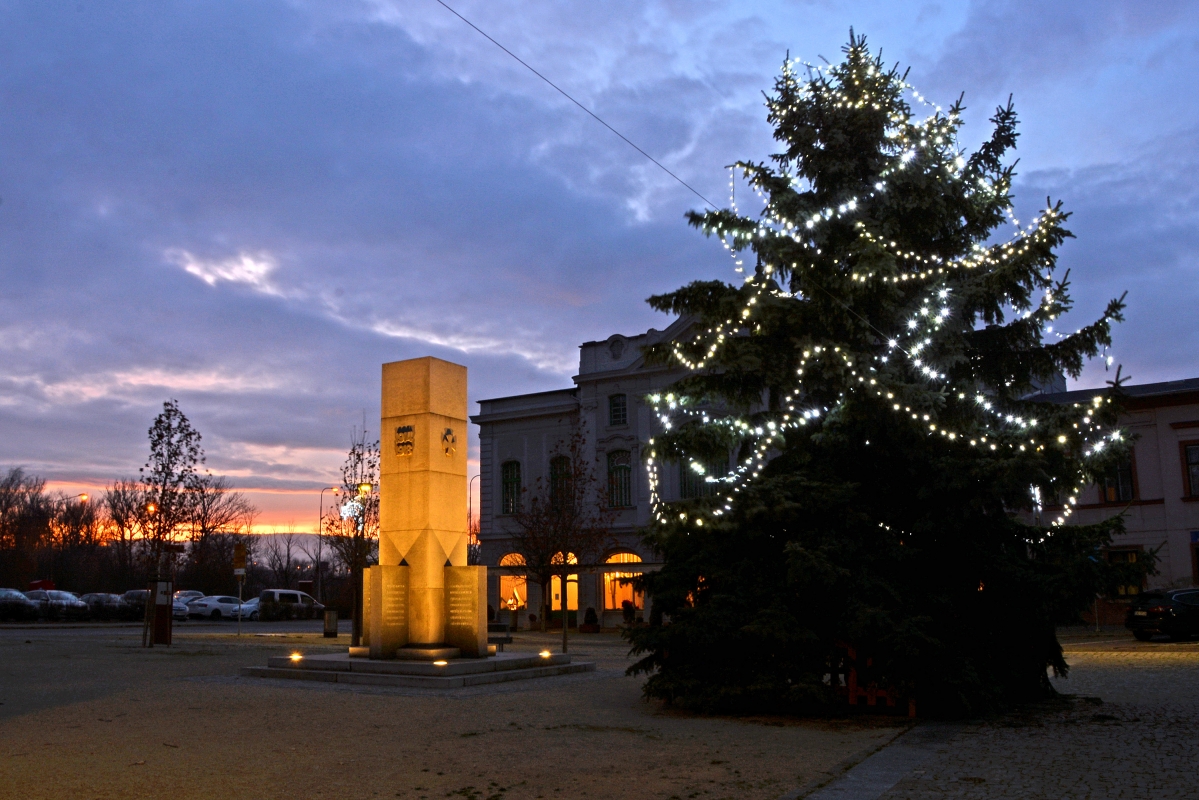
(627, 34, 1145, 717)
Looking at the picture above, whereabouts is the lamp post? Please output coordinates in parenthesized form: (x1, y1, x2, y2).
(316, 486, 338, 602)
(346, 482, 374, 647)
(467, 474, 480, 562)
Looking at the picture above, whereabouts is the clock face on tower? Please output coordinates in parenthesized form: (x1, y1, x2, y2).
(395, 425, 415, 457)
(441, 427, 457, 457)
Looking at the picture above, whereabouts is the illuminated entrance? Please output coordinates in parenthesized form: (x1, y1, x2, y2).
(498, 553, 527, 610)
(604, 552, 643, 611)
(551, 552, 578, 612)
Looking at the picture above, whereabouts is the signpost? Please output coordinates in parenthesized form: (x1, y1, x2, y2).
(234, 543, 247, 637)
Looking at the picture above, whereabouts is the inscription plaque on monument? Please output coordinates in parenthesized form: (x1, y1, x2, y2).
(444, 566, 487, 657)
(359, 357, 487, 660)
(368, 565, 409, 659)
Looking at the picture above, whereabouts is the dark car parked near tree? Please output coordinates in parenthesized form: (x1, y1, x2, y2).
(25, 589, 90, 620)
(0, 588, 39, 621)
(1125, 590, 1199, 640)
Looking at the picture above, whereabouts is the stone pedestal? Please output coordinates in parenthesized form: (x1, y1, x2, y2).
(445, 566, 488, 658)
(363, 357, 486, 659)
(367, 565, 409, 659)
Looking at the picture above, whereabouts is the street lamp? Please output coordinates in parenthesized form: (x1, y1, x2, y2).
(343, 483, 375, 646)
(468, 474, 479, 533)
(316, 486, 339, 602)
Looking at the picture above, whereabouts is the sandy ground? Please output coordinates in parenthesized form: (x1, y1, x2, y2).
(0, 624, 903, 800)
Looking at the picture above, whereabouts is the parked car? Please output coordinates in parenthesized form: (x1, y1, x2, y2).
(172, 599, 192, 621)
(187, 595, 246, 620)
(121, 589, 150, 608)
(258, 589, 324, 620)
(231, 597, 260, 621)
(1126, 589, 1199, 640)
(25, 589, 90, 619)
(174, 590, 204, 604)
(78, 593, 125, 620)
(0, 587, 39, 621)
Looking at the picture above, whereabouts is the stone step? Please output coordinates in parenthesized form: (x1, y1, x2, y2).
(241, 660, 594, 688)
(265, 651, 571, 677)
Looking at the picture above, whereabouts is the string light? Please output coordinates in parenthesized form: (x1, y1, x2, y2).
(648, 43, 1124, 532)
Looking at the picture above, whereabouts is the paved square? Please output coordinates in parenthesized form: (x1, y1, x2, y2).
(0, 624, 900, 800)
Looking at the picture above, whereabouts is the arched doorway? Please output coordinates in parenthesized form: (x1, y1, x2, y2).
(550, 552, 578, 618)
(498, 552, 527, 611)
(604, 552, 643, 618)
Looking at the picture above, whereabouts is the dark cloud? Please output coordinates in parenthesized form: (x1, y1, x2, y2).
(0, 1, 1193, 525)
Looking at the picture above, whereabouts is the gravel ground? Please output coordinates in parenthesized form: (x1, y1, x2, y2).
(0, 625, 901, 800)
(874, 628, 1199, 800)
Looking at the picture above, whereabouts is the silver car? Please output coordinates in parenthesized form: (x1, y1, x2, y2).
(187, 595, 245, 620)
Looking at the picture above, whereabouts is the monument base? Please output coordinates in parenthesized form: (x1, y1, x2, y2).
(396, 645, 460, 660)
(242, 651, 595, 689)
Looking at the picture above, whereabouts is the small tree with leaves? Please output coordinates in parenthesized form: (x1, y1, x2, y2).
(140, 399, 204, 571)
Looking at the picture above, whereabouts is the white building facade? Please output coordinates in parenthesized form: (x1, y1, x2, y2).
(471, 320, 699, 629)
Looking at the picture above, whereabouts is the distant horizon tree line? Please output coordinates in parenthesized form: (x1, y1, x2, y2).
(0, 400, 376, 605)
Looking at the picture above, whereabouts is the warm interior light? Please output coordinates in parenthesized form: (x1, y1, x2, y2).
(539, 650, 551, 658)
(289, 653, 303, 662)
(433, 660, 448, 666)
(357, 482, 372, 496)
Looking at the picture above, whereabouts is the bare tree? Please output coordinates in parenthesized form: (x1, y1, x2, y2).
(509, 423, 615, 652)
(265, 530, 302, 589)
(103, 478, 150, 587)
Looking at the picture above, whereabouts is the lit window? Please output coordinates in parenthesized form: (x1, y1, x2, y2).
(501, 461, 521, 514)
(604, 552, 643, 611)
(498, 553, 526, 609)
(551, 552, 578, 612)
(1107, 548, 1143, 596)
(607, 450, 632, 508)
(1102, 460, 1134, 503)
(609, 394, 628, 426)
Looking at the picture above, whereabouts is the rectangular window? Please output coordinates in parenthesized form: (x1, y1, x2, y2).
(607, 450, 632, 508)
(608, 394, 628, 426)
(679, 459, 725, 499)
(501, 461, 521, 514)
(1107, 548, 1143, 597)
(549, 455, 573, 512)
(1101, 460, 1134, 503)
(1185, 445, 1199, 497)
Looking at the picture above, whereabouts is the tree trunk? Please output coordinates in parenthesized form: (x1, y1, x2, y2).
(561, 567, 568, 654)
(540, 579, 548, 633)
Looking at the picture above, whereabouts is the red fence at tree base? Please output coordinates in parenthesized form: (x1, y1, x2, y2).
(831, 642, 916, 718)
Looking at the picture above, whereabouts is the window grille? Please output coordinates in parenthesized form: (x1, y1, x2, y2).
(608, 394, 628, 426)
(607, 450, 632, 508)
(500, 461, 521, 514)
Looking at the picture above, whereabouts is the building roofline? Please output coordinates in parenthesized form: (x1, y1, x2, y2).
(476, 387, 578, 405)
(1037, 377, 1199, 408)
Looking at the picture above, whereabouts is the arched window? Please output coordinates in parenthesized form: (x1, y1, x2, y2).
(549, 455, 572, 512)
(604, 552, 643, 611)
(500, 461, 521, 514)
(550, 551, 578, 612)
(607, 450, 632, 508)
(608, 394, 628, 426)
(498, 553, 526, 610)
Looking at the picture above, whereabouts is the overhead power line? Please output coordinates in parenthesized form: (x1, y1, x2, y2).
(432, 0, 717, 209)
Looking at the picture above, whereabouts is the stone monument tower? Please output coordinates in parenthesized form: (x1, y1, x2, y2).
(360, 357, 487, 659)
